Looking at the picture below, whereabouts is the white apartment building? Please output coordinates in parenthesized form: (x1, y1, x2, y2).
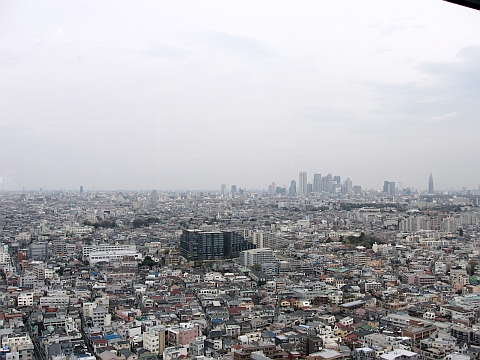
(364, 281, 383, 292)
(1, 334, 34, 360)
(346, 252, 370, 266)
(32, 264, 54, 281)
(17, 292, 34, 307)
(442, 217, 457, 233)
(0, 245, 13, 273)
(1, 333, 33, 348)
(33, 264, 47, 281)
(65, 225, 94, 235)
(45, 267, 54, 279)
(143, 331, 159, 354)
(380, 349, 418, 360)
(15, 233, 31, 242)
(82, 244, 137, 259)
(450, 269, 469, 285)
(39, 296, 70, 307)
(250, 231, 265, 248)
(143, 329, 165, 354)
(240, 248, 276, 267)
(363, 333, 404, 350)
(88, 250, 142, 264)
(189, 337, 205, 357)
(83, 302, 96, 318)
(83, 302, 110, 327)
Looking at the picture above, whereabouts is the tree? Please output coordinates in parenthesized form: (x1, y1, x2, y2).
(98, 219, 115, 228)
(467, 260, 478, 276)
(139, 256, 158, 268)
(132, 218, 148, 228)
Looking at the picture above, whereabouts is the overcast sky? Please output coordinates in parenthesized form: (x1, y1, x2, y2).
(1, 1, 479, 192)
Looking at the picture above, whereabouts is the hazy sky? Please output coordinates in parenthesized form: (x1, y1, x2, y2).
(1, 1, 479, 191)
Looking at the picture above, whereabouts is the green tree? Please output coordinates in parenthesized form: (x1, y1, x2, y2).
(140, 256, 158, 268)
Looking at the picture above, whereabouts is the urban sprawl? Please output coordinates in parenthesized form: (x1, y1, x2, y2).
(2, 173, 480, 360)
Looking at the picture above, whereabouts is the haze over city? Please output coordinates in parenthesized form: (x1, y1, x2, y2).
(1, 1, 479, 191)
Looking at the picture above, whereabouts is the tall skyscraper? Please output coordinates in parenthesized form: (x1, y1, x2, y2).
(231, 185, 237, 195)
(269, 182, 276, 195)
(307, 183, 313, 195)
(383, 181, 395, 195)
(289, 180, 296, 196)
(299, 171, 307, 195)
(344, 178, 352, 194)
(221, 184, 226, 196)
(383, 181, 389, 193)
(150, 190, 159, 204)
(429, 173, 434, 194)
(323, 173, 333, 193)
(313, 174, 322, 193)
(79, 186, 83, 194)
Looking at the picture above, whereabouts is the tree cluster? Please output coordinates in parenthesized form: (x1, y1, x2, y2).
(138, 256, 159, 268)
(83, 219, 116, 229)
(343, 232, 383, 248)
(132, 217, 160, 228)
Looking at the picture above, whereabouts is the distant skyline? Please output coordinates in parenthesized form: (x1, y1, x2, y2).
(2, 171, 478, 193)
(1, 1, 479, 191)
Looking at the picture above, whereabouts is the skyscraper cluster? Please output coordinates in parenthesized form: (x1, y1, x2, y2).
(293, 172, 355, 196)
(218, 184, 246, 197)
(382, 174, 434, 196)
(224, 172, 439, 196)
(383, 181, 396, 196)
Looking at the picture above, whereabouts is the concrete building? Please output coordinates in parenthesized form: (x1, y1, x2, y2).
(143, 328, 166, 355)
(380, 350, 418, 360)
(180, 229, 224, 261)
(88, 250, 142, 264)
(82, 244, 137, 259)
(17, 292, 34, 307)
(39, 296, 70, 308)
(1, 334, 34, 360)
(299, 171, 308, 195)
(167, 323, 199, 346)
(28, 242, 48, 260)
(0, 245, 13, 273)
(240, 248, 276, 267)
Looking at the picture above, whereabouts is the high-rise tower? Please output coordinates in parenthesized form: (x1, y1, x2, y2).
(150, 190, 159, 205)
(289, 180, 296, 196)
(324, 173, 333, 193)
(313, 174, 322, 193)
(429, 173, 434, 194)
(299, 171, 307, 195)
(383, 181, 395, 196)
